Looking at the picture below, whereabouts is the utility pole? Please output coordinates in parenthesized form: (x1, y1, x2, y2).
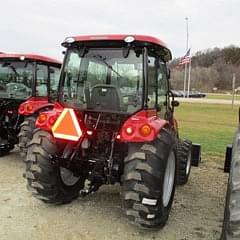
(232, 73, 236, 109)
(183, 17, 189, 98)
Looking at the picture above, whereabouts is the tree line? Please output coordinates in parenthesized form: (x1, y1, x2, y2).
(170, 45, 240, 92)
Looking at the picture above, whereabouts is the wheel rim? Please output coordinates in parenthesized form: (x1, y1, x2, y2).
(163, 151, 175, 207)
(186, 149, 192, 175)
(60, 167, 80, 186)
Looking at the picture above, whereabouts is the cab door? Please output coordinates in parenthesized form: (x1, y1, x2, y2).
(147, 56, 169, 118)
(157, 61, 170, 119)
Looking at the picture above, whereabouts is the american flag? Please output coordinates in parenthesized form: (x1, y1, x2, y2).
(178, 48, 191, 65)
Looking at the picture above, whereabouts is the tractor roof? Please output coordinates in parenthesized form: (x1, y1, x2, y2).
(62, 34, 172, 61)
(0, 53, 61, 65)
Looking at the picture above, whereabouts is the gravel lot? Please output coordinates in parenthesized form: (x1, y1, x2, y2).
(0, 150, 227, 240)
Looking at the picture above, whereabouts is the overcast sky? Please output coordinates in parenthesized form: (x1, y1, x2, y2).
(0, 0, 239, 60)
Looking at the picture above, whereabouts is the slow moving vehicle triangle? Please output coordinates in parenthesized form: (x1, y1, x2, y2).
(52, 108, 82, 141)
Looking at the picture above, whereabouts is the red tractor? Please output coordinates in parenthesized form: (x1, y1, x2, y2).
(24, 35, 200, 228)
(0, 53, 61, 156)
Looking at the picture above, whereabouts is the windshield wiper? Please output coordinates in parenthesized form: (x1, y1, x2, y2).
(93, 55, 122, 79)
(9, 65, 20, 77)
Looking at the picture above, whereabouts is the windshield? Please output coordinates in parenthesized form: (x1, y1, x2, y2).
(35, 64, 60, 98)
(60, 48, 143, 113)
(0, 61, 33, 99)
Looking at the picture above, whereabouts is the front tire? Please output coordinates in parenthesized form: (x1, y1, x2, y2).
(176, 139, 192, 185)
(24, 129, 86, 204)
(121, 129, 177, 228)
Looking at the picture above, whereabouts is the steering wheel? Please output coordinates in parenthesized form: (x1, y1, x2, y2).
(6, 83, 31, 97)
(0, 83, 6, 91)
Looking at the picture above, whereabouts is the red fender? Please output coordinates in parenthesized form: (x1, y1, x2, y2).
(119, 109, 169, 142)
(18, 97, 54, 116)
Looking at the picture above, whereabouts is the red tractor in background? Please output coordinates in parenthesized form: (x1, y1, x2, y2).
(0, 53, 61, 156)
(24, 35, 200, 228)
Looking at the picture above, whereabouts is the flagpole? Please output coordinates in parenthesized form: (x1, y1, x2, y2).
(187, 55, 191, 97)
(183, 62, 187, 98)
(187, 18, 191, 98)
(183, 17, 189, 98)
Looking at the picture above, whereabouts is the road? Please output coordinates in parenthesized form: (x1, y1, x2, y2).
(175, 97, 240, 105)
(0, 150, 227, 240)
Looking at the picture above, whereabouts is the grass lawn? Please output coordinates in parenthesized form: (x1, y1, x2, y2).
(206, 93, 240, 101)
(175, 102, 238, 160)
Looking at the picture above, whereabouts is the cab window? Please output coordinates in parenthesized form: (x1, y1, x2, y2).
(50, 66, 60, 97)
(148, 56, 168, 116)
(36, 64, 48, 96)
(148, 56, 157, 108)
(157, 61, 168, 117)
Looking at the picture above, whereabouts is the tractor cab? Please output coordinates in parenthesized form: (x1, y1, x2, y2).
(0, 53, 61, 156)
(0, 54, 61, 101)
(60, 35, 172, 117)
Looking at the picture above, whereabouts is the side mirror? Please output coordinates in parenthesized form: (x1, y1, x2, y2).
(155, 103, 162, 112)
(172, 100, 180, 107)
(167, 68, 171, 79)
(49, 68, 55, 74)
(239, 107, 240, 123)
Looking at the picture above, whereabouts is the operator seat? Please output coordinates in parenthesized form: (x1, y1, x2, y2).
(88, 84, 123, 112)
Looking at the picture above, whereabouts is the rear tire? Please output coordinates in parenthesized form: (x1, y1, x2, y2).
(24, 129, 86, 204)
(121, 129, 177, 228)
(221, 129, 240, 239)
(18, 116, 36, 156)
(176, 139, 192, 185)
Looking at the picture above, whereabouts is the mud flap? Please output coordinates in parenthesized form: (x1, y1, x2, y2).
(224, 144, 232, 173)
(191, 143, 201, 167)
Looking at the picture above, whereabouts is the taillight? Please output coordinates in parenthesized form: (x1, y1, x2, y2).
(87, 130, 93, 136)
(139, 124, 152, 137)
(19, 103, 34, 115)
(119, 110, 167, 142)
(26, 104, 33, 112)
(36, 112, 58, 128)
(38, 113, 48, 124)
(125, 126, 134, 135)
(116, 134, 121, 140)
